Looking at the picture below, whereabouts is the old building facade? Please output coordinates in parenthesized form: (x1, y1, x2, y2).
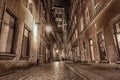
(0, 0, 55, 73)
(67, 0, 120, 65)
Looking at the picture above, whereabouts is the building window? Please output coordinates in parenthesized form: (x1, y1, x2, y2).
(93, 0, 109, 14)
(0, 8, 16, 53)
(55, 14, 58, 18)
(94, 0, 100, 14)
(89, 39, 95, 61)
(97, 31, 108, 62)
(75, 30, 78, 39)
(58, 21, 62, 25)
(80, 17, 84, 31)
(28, 0, 33, 13)
(74, 15, 77, 24)
(21, 26, 30, 57)
(59, 14, 62, 18)
(85, 8, 90, 25)
(113, 21, 120, 61)
(39, 43, 41, 55)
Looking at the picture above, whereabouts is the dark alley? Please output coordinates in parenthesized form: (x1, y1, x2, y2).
(1, 0, 120, 80)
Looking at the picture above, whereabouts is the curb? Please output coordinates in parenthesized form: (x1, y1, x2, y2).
(65, 63, 88, 80)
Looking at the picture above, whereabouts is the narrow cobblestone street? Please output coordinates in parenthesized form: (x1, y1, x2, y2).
(1, 0, 120, 80)
(0, 62, 85, 80)
(67, 62, 120, 80)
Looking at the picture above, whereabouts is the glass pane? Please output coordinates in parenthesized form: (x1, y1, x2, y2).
(116, 23, 120, 33)
(22, 37, 28, 56)
(22, 28, 29, 56)
(6, 28, 14, 53)
(90, 40, 93, 45)
(114, 22, 120, 59)
(97, 32, 107, 61)
(3, 11, 11, 25)
(117, 33, 120, 48)
(24, 29, 29, 37)
(90, 46, 95, 60)
(0, 11, 15, 53)
(81, 18, 84, 31)
(0, 24, 10, 52)
(9, 16, 15, 28)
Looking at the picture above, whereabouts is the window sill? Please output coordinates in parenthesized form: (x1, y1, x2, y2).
(0, 53, 16, 60)
(20, 56, 29, 60)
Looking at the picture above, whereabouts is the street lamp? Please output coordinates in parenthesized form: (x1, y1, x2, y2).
(46, 25, 52, 33)
(56, 50, 59, 53)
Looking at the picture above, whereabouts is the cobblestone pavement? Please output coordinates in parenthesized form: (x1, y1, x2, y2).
(67, 63, 120, 80)
(0, 62, 85, 80)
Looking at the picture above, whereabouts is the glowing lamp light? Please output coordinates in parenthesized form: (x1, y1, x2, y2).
(46, 26, 52, 33)
(33, 24, 38, 41)
(56, 50, 59, 53)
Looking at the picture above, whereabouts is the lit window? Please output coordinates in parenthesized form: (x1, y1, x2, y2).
(89, 39, 95, 61)
(21, 26, 30, 57)
(75, 30, 78, 39)
(113, 22, 120, 60)
(85, 8, 90, 25)
(74, 15, 77, 24)
(80, 17, 84, 31)
(0, 8, 16, 53)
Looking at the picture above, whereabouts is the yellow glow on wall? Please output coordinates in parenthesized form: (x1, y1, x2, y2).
(56, 50, 59, 53)
(33, 23, 38, 41)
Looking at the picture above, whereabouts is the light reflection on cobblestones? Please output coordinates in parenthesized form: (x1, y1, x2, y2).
(0, 62, 85, 80)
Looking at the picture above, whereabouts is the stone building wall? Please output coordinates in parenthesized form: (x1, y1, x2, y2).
(0, 0, 40, 73)
(68, 0, 120, 64)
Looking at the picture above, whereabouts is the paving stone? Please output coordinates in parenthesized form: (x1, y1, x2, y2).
(0, 62, 85, 80)
(67, 63, 120, 80)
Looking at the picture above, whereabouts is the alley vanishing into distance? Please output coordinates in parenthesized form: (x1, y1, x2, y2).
(1, 0, 120, 80)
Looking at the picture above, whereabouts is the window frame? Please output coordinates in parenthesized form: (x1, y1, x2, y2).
(89, 39, 95, 61)
(21, 24, 31, 59)
(0, 4, 18, 60)
(85, 8, 90, 25)
(113, 20, 120, 61)
(97, 31, 108, 62)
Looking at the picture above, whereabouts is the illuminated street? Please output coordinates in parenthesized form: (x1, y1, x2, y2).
(0, 62, 85, 80)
